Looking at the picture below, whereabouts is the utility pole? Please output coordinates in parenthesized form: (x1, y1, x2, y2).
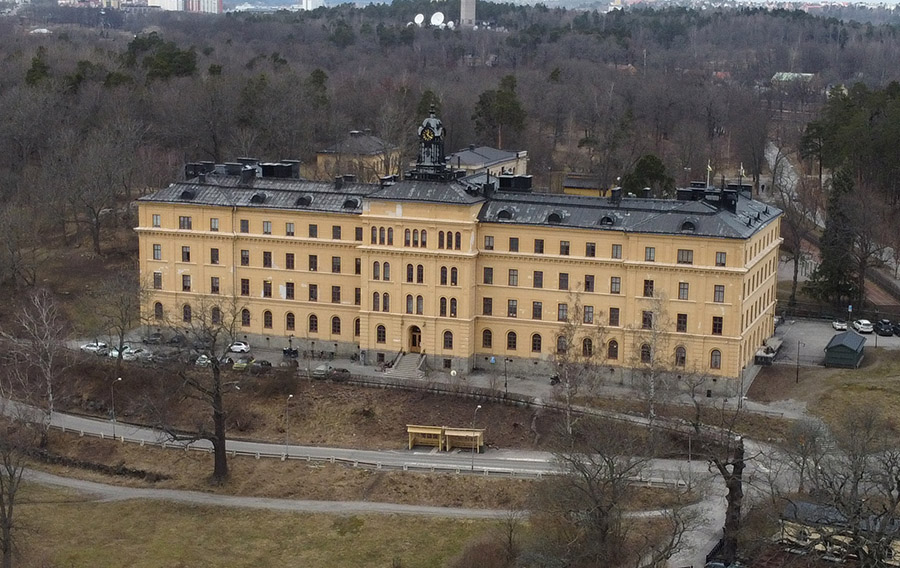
(111, 377, 122, 439)
(471, 405, 482, 472)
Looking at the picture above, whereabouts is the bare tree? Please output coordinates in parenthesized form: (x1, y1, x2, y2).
(0, 404, 41, 568)
(629, 294, 674, 425)
(92, 270, 143, 374)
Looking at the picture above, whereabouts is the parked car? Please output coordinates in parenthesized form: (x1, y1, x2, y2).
(229, 341, 251, 353)
(312, 363, 334, 378)
(108, 344, 134, 359)
(231, 356, 254, 371)
(282, 347, 299, 359)
(330, 368, 351, 381)
(892, 322, 900, 336)
(80, 342, 109, 356)
(853, 319, 874, 333)
(123, 348, 152, 363)
(142, 332, 163, 345)
(195, 354, 212, 367)
(250, 360, 273, 374)
(876, 319, 894, 336)
(167, 334, 187, 346)
(832, 320, 847, 331)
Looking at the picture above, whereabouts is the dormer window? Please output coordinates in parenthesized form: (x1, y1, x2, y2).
(497, 209, 513, 220)
(343, 198, 360, 209)
(179, 190, 195, 200)
(295, 195, 313, 207)
(681, 221, 696, 233)
(600, 216, 614, 226)
(547, 212, 563, 224)
(250, 192, 267, 204)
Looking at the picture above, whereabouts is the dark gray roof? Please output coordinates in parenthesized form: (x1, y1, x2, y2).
(563, 176, 601, 190)
(825, 331, 866, 352)
(319, 132, 396, 156)
(782, 501, 846, 526)
(367, 180, 485, 205)
(448, 146, 518, 168)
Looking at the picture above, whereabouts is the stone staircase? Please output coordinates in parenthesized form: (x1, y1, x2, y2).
(385, 352, 426, 380)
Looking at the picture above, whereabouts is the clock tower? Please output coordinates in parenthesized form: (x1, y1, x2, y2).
(416, 104, 446, 169)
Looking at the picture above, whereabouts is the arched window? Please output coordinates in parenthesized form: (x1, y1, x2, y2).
(241, 308, 250, 327)
(440, 266, 448, 285)
(450, 268, 458, 286)
(440, 297, 447, 317)
(183, 304, 192, 323)
(211, 307, 221, 325)
(286, 312, 295, 331)
(308, 314, 318, 332)
(372, 292, 380, 312)
(443, 330, 453, 349)
(681, 221, 696, 233)
(370, 226, 377, 244)
(406, 264, 414, 283)
(583, 338, 593, 357)
(373, 261, 380, 280)
(421, 230, 427, 247)
(331, 316, 341, 335)
(406, 295, 413, 314)
(376, 325, 386, 343)
(641, 343, 652, 364)
(482, 329, 493, 348)
(382, 293, 390, 312)
(412, 229, 419, 247)
(507, 331, 517, 350)
(532, 334, 542, 353)
(379, 227, 386, 245)
(416, 295, 424, 315)
(263, 310, 273, 329)
(557, 336, 567, 354)
(354, 318, 360, 337)
(383, 262, 390, 281)
(387, 228, 393, 245)
(607, 340, 619, 360)
(438, 231, 445, 249)
(450, 298, 457, 317)
(675, 346, 686, 367)
(154, 302, 163, 319)
(455, 232, 461, 250)
(710, 349, 722, 369)
(404, 229, 411, 246)
(417, 265, 424, 284)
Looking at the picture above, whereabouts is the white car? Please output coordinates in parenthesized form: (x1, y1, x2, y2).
(228, 341, 251, 353)
(853, 319, 874, 333)
(123, 348, 152, 363)
(80, 342, 109, 356)
(108, 344, 134, 359)
(832, 320, 847, 331)
(195, 354, 212, 367)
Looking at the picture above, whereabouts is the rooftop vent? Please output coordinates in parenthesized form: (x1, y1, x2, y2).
(548, 212, 563, 224)
(497, 209, 513, 220)
(342, 197, 360, 209)
(180, 189, 196, 200)
(296, 194, 313, 207)
(250, 192, 267, 204)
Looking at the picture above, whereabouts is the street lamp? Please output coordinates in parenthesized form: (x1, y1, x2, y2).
(503, 358, 512, 397)
(471, 404, 482, 472)
(284, 394, 294, 457)
(111, 377, 122, 440)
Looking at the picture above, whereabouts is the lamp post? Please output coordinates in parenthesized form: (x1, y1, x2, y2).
(503, 358, 509, 397)
(471, 404, 482, 472)
(284, 394, 294, 457)
(795, 341, 804, 383)
(111, 377, 122, 439)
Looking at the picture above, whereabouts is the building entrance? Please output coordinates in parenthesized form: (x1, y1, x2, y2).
(409, 326, 422, 353)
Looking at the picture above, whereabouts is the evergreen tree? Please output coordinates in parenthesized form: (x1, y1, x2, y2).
(805, 169, 857, 305)
(472, 75, 526, 148)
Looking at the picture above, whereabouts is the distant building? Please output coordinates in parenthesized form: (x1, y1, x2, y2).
(445, 145, 528, 177)
(316, 131, 401, 184)
(460, 0, 475, 28)
(562, 173, 607, 197)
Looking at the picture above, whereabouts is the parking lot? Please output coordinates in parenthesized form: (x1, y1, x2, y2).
(773, 317, 900, 366)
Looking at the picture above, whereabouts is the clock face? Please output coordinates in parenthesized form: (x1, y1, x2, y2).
(422, 127, 435, 141)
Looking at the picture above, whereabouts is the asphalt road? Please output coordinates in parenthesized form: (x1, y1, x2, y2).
(772, 318, 900, 366)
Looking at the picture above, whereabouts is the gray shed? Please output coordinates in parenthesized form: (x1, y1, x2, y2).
(824, 331, 865, 368)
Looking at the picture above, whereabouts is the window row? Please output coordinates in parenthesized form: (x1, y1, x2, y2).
(155, 215, 364, 242)
(404, 229, 427, 248)
(152, 302, 361, 336)
(370, 226, 395, 245)
(437, 231, 462, 250)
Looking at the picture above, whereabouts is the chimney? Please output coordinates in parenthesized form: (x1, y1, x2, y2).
(610, 187, 622, 206)
(334, 176, 344, 190)
(282, 160, 301, 179)
(198, 172, 206, 183)
(240, 166, 255, 185)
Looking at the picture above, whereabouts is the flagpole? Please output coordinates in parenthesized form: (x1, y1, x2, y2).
(706, 159, 711, 188)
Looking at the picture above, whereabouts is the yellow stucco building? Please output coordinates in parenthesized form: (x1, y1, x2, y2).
(137, 111, 781, 394)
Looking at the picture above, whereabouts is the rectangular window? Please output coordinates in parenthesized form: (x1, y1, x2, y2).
(332, 256, 341, 273)
(153, 272, 162, 289)
(181, 246, 191, 262)
(559, 273, 569, 290)
(508, 269, 518, 286)
(263, 221, 272, 235)
(355, 227, 363, 241)
(263, 281, 272, 298)
(534, 239, 544, 254)
(483, 267, 493, 284)
(609, 307, 620, 326)
(558, 303, 568, 322)
(179, 216, 192, 230)
(263, 251, 272, 268)
(332, 225, 341, 240)
(210, 248, 219, 265)
(355, 258, 361, 275)
(714, 285, 725, 303)
(612, 244, 622, 259)
(309, 255, 318, 272)
(240, 219, 249, 233)
(533, 271, 543, 288)
(642, 311, 653, 330)
(309, 224, 317, 238)
(152, 244, 161, 260)
(151, 214, 161, 227)
(286, 222, 295, 236)
(677, 249, 694, 265)
(712, 316, 723, 335)
(678, 282, 689, 300)
(309, 284, 318, 302)
(643, 280, 654, 297)
(586, 242, 596, 257)
(285, 282, 294, 300)
(484, 236, 494, 250)
(559, 241, 569, 255)
(532, 301, 542, 320)
(677, 313, 687, 332)
(241, 250, 249, 266)
(716, 252, 727, 267)
(610, 277, 621, 294)
(483, 297, 493, 315)
(584, 275, 594, 292)
(354, 288, 361, 306)
(241, 279, 249, 296)
(332, 286, 341, 304)
(507, 299, 518, 318)
(583, 306, 594, 324)
(645, 247, 655, 262)
(509, 237, 519, 252)
(182, 275, 191, 292)
(285, 253, 295, 270)
(210, 218, 219, 231)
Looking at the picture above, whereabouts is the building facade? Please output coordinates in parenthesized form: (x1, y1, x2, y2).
(137, 113, 781, 394)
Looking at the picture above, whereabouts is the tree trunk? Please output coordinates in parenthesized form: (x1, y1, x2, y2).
(790, 255, 800, 306)
(721, 439, 745, 564)
(90, 218, 102, 255)
(211, 367, 228, 483)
